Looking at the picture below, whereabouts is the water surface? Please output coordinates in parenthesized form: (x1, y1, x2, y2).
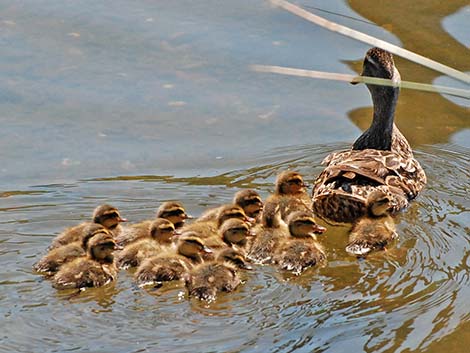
(1, 1, 469, 352)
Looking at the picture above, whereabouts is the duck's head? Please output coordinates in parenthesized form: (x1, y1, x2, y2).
(81, 224, 112, 249)
(233, 190, 263, 219)
(367, 190, 394, 217)
(150, 218, 177, 244)
(216, 248, 252, 270)
(87, 230, 119, 263)
(93, 204, 127, 230)
(156, 201, 192, 228)
(177, 233, 213, 260)
(216, 204, 253, 227)
(287, 211, 326, 238)
(219, 218, 251, 246)
(261, 200, 283, 228)
(353, 47, 400, 95)
(275, 171, 308, 195)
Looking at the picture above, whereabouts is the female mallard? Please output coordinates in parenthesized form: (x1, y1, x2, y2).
(312, 47, 426, 223)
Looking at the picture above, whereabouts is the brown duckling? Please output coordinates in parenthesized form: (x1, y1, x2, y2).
(52, 230, 119, 290)
(265, 171, 312, 222)
(346, 190, 397, 256)
(134, 233, 213, 286)
(199, 190, 263, 223)
(115, 218, 177, 269)
(183, 204, 253, 239)
(156, 201, 193, 229)
(115, 201, 190, 246)
(34, 224, 109, 275)
(247, 200, 288, 264)
(274, 211, 326, 275)
(49, 204, 127, 250)
(185, 248, 252, 302)
(203, 218, 252, 251)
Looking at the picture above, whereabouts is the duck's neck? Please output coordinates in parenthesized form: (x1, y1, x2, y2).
(352, 86, 399, 151)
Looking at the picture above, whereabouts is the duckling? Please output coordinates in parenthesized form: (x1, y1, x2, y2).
(203, 218, 252, 251)
(312, 48, 426, 224)
(346, 190, 397, 256)
(33, 224, 108, 275)
(182, 204, 252, 239)
(274, 211, 326, 275)
(49, 204, 127, 250)
(265, 171, 312, 222)
(134, 233, 213, 286)
(115, 218, 177, 269)
(52, 230, 119, 290)
(185, 248, 252, 302)
(247, 200, 288, 264)
(199, 190, 263, 223)
(115, 201, 190, 247)
(156, 201, 193, 229)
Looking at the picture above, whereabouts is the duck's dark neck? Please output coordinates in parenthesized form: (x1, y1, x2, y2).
(352, 85, 399, 151)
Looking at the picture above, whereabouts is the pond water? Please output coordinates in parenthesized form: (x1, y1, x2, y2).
(1, 1, 469, 352)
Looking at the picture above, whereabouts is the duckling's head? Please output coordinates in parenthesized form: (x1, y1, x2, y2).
(261, 200, 283, 228)
(367, 190, 394, 217)
(233, 190, 263, 218)
(87, 231, 119, 263)
(275, 171, 308, 195)
(216, 248, 252, 270)
(156, 201, 192, 228)
(219, 218, 250, 246)
(216, 204, 253, 227)
(149, 218, 177, 244)
(287, 211, 326, 238)
(177, 233, 213, 260)
(93, 204, 127, 230)
(81, 224, 111, 249)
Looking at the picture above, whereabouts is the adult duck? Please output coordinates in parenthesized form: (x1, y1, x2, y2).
(312, 47, 426, 224)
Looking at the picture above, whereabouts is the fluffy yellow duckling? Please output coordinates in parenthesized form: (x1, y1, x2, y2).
(265, 171, 312, 222)
(203, 218, 252, 251)
(185, 248, 252, 302)
(274, 211, 326, 275)
(52, 230, 119, 290)
(33, 224, 108, 275)
(134, 233, 212, 286)
(346, 190, 397, 256)
(115, 218, 177, 269)
(115, 201, 190, 247)
(49, 204, 127, 250)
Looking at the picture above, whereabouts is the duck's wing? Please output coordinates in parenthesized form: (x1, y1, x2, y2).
(313, 148, 426, 223)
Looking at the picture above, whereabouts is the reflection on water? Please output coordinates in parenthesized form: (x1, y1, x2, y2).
(1, 0, 470, 352)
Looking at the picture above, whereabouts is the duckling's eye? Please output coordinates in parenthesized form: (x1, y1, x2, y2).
(102, 211, 119, 220)
(288, 179, 303, 185)
(162, 209, 184, 218)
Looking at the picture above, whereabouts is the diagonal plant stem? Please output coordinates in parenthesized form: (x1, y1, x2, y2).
(270, 0, 470, 84)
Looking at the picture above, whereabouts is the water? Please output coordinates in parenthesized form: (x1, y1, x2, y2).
(1, 1, 469, 352)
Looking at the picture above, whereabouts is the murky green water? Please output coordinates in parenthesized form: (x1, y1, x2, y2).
(1, 1, 469, 352)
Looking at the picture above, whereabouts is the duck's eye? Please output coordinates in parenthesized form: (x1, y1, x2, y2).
(162, 209, 185, 217)
(288, 178, 303, 185)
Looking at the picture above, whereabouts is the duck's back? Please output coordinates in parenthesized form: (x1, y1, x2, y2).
(134, 252, 193, 286)
(247, 225, 288, 264)
(52, 258, 117, 290)
(34, 242, 86, 275)
(312, 142, 426, 223)
(115, 239, 165, 269)
(274, 239, 325, 275)
(186, 262, 240, 301)
(115, 220, 152, 247)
